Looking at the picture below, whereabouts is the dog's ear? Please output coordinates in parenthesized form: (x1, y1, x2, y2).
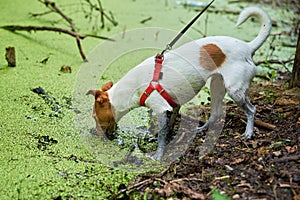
(86, 90, 97, 96)
(86, 90, 109, 104)
(101, 81, 113, 92)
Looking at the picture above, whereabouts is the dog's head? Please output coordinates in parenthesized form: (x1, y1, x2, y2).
(86, 81, 116, 138)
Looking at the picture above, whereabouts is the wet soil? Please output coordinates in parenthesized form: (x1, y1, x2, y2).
(118, 80, 300, 200)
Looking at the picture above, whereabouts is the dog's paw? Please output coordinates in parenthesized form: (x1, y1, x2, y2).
(151, 150, 164, 160)
(243, 131, 254, 140)
(197, 122, 209, 133)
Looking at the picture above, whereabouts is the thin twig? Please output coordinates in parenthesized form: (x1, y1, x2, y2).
(170, 177, 204, 183)
(38, 0, 73, 24)
(30, 10, 53, 17)
(117, 179, 154, 195)
(1, 25, 114, 41)
(179, 19, 205, 37)
(255, 58, 294, 66)
(39, 0, 87, 62)
(38, 0, 86, 61)
(97, 0, 118, 26)
(255, 58, 295, 73)
(83, 0, 118, 28)
(97, 0, 105, 28)
(157, 160, 179, 177)
(84, 33, 114, 40)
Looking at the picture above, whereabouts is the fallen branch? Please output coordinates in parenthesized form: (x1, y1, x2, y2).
(25, 0, 115, 61)
(1, 25, 114, 61)
(206, 8, 240, 15)
(240, 115, 276, 130)
(182, 106, 276, 130)
(25, 0, 117, 61)
(255, 58, 294, 68)
(1, 25, 113, 41)
(39, 0, 88, 60)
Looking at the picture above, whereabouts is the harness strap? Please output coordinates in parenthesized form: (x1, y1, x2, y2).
(155, 83, 177, 107)
(140, 83, 155, 105)
(140, 83, 177, 108)
(152, 54, 163, 82)
(140, 54, 177, 108)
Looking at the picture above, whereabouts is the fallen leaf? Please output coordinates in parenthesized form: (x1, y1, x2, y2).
(250, 140, 258, 148)
(285, 145, 297, 153)
(257, 146, 270, 157)
(230, 158, 245, 165)
(256, 164, 264, 170)
(273, 151, 282, 157)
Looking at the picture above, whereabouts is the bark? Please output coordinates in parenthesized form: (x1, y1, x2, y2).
(289, 31, 300, 88)
(5, 47, 16, 67)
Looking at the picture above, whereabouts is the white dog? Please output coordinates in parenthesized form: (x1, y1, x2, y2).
(87, 7, 272, 160)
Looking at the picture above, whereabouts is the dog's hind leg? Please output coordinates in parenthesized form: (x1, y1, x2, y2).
(168, 105, 180, 131)
(197, 74, 226, 132)
(227, 86, 256, 139)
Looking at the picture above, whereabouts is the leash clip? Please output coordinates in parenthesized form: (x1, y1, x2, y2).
(153, 54, 164, 81)
(155, 54, 164, 62)
(161, 44, 172, 55)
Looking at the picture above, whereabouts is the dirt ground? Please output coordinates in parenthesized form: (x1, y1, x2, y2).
(116, 78, 300, 199)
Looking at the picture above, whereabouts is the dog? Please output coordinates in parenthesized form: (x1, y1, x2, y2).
(87, 7, 271, 160)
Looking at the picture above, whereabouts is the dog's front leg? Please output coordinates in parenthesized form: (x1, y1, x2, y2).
(152, 111, 170, 160)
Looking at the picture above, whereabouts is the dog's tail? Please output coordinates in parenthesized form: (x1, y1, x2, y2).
(235, 7, 272, 52)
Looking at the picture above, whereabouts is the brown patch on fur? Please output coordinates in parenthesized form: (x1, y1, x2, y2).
(86, 90, 116, 137)
(199, 44, 226, 71)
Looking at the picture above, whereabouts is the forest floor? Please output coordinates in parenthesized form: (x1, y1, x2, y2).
(118, 78, 300, 200)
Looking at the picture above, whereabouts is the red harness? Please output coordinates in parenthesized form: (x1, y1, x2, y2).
(139, 1, 215, 108)
(140, 54, 177, 108)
